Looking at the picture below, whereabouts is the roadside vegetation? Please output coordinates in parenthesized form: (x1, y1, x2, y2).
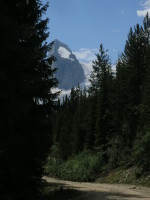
(96, 167, 150, 187)
(45, 150, 103, 182)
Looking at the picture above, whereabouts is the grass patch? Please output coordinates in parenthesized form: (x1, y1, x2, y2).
(96, 167, 150, 187)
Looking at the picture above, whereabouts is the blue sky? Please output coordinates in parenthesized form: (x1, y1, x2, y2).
(44, 0, 150, 64)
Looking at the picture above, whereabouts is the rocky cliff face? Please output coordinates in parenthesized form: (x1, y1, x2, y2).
(48, 39, 85, 90)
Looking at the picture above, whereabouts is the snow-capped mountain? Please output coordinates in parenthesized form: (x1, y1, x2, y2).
(48, 39, 85, 90)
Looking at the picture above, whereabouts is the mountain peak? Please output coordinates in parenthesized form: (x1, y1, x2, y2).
(48, 39, 72, 58)
(48, 39, 85, 90)
(54, 39, 72, 54)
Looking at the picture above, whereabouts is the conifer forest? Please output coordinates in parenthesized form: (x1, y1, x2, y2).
(0, 1, 150, 200)
(46, 14, 150, 183)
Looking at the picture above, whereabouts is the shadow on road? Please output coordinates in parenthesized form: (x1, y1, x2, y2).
(73, 191, 143, 200)
(43, 180, 144, 200)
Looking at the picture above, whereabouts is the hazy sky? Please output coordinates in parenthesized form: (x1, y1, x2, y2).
(44, 0, 150, 64)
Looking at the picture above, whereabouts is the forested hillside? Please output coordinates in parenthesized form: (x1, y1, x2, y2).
(46, 14, 150, 182)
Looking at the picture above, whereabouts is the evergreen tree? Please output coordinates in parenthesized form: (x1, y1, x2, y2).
(0, 1, 57, 199)
(71, 88, 87, 154)
(59, 96, 72, 159)
(140, 13, 150, 131)
(120, 24, 147, 144)
(84, 94, 96, 150)
(133, 13, 150, 171)
(115, 59, 130, 140)
(89, 44, 114, 152)
(114, 15, 150, 166)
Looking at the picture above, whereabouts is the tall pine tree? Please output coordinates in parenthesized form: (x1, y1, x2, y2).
(0, 1, 57, 199)
(89, 44, 114, 153)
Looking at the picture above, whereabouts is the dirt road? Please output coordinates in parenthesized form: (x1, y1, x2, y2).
(44, 177, 150, 200)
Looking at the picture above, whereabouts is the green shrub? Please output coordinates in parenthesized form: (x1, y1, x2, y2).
(45, 150, 103, 182)
(45, 143, 62, 177)
(133, 131, 150, 171)
(45, 156, 62, 177)
(107, 136, 131, 169)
